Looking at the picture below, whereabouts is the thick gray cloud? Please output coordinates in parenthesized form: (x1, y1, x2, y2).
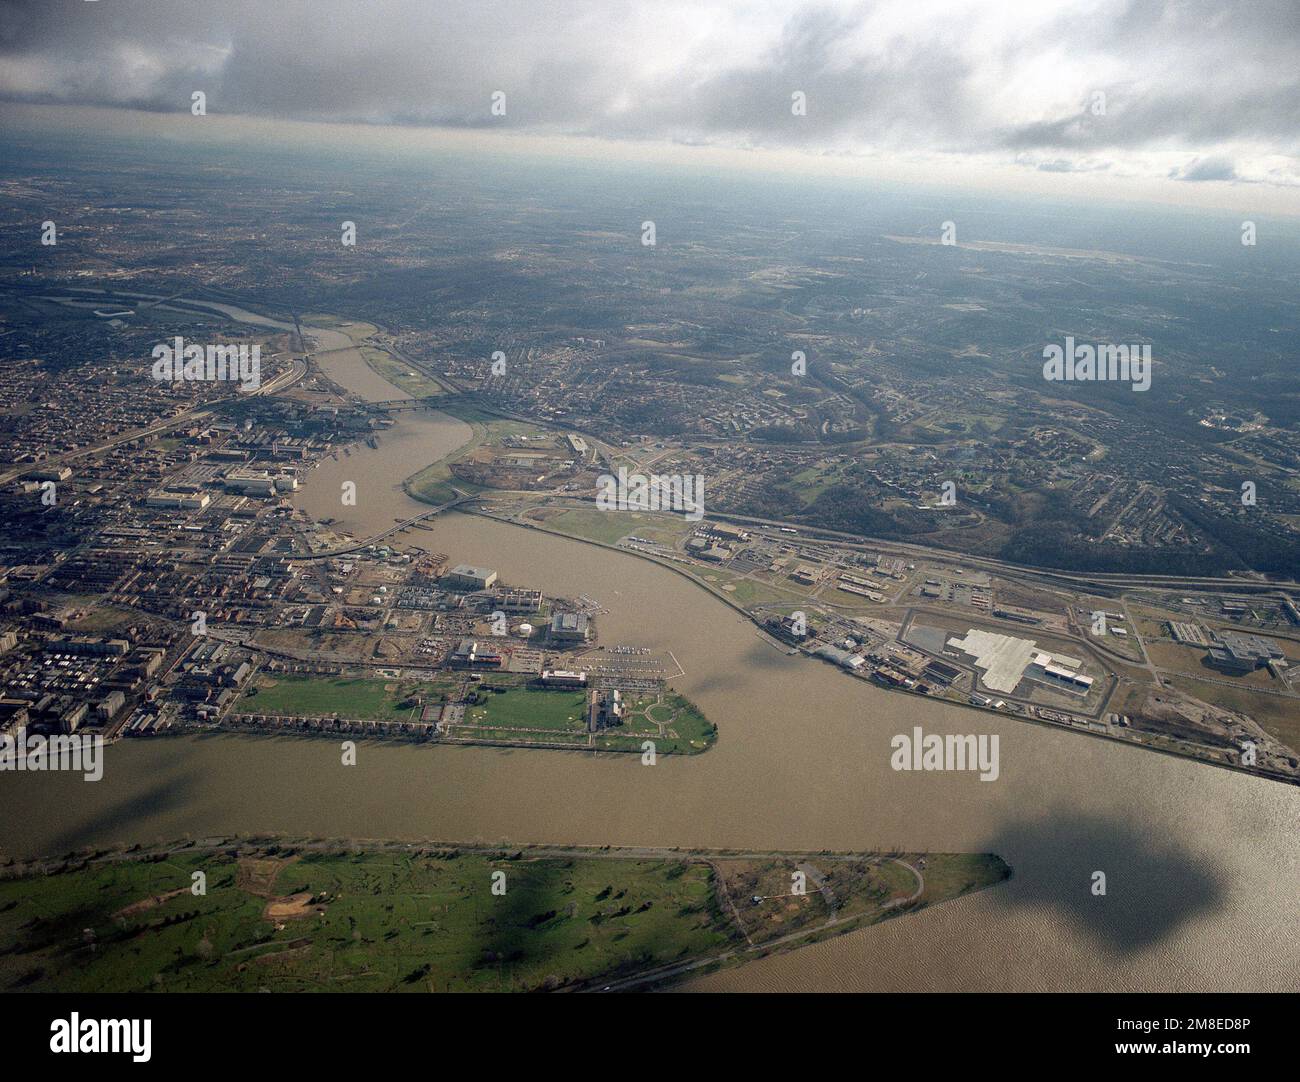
(1, 0, 1296, 185)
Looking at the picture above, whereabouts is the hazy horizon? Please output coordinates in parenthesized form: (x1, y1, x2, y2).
(1, 0, 1298, 216)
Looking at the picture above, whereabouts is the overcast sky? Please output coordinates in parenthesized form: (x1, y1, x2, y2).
(2, 0, 1297, 209)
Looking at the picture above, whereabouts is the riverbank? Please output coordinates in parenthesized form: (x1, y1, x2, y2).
(468, 501, 1299, 787)
(0, 837, 1009, 993)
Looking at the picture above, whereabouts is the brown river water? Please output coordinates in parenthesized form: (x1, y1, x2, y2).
(1, 309, 1295, 992)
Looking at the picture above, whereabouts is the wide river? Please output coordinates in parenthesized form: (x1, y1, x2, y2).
(2, 307, 1295, 992)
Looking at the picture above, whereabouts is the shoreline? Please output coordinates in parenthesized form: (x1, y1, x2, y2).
(0, 835, 1011, 993)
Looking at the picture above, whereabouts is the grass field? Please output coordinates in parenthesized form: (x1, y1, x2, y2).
(653, 694, 715, 751)
(535, 508, 693, 547)
(0, 845, 1010, 992)
(726, 577, 808, 607)
(465, 688, 588, 733)
(360, 347, 445, 397)
(789, 463, 846, 507)
(593, 692, 716, 754)
(453, 687, 717, 753)
(238, 679, 717, 754)
(301, 313, 371, 333)
(239, 675, 460, 722)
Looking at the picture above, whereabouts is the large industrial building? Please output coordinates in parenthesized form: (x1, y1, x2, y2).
(223, 470, 297, 496)
(443, 564, 498, 591)
(495, 588, 542, 613)
(1207, 631, 1285, 675)
(450, 640, 505, 668)
(550, 612, 591, 642)
(145, 491, 211, 510)
(947, 629, 1092, 696)
(1025, 652, 1094, 693)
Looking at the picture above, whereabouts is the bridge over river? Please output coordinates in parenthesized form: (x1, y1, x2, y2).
(367, 394, 473, 412)
(294, 492, 475, 559)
